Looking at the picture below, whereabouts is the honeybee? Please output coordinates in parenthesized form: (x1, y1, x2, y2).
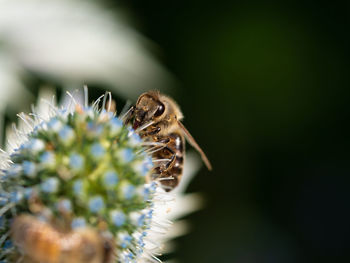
(124, 91, 212, 191)
(11, 215, 114, 263)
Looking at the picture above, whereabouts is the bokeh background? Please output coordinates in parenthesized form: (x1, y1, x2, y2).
(1, 0, 350, 262)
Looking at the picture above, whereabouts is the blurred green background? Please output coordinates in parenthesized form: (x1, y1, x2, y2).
(125, 1, 350, 262)
(1, 0, 350, 262)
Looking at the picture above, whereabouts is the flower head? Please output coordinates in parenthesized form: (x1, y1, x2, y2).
(0, 91, 160, 262)
(0, 90, 203, 262)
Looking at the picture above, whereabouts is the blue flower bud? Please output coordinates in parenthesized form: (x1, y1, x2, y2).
(72, 179, 83, 196)
(133, 157, 153, 177)
(69, 153, 84, 171)
(39, 151, 56, 167)
(88, 196, 105, 213)
(10, 191, 23, 204)
(121, 183, 135, 200)
(90, 143, 105, 159)
(120, 148, 134, 163)
(41, 177, 59, 193)
(87, 122, 103, 137)
(128, 132, 142, 147)
(59, 125, 75, 145)
(110, 210, 126, 227)
(22, 161, 36, 177)
(103, 170, 119, 187)
(130, 212, 146, 227)
(47, 118, 63, 132)
(109, 118, 123, 135)
(118, 232, 133, 249)
(58, 199, 72, 213)
(25, 139, 45, 154)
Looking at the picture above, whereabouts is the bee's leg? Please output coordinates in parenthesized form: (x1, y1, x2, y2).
(165, 147, 176, 170)
(141, 126, 161, 137)
(153, 136, 177, 173)
(158, 137, 170, 144)
(122, 105, 135, 124)
(157, 169, 179, 192)
(141, 119, 170, 137)
(138, 126, 161, 139)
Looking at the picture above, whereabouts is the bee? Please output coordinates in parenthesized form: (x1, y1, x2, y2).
(124, 91, 212, 191)
(11, 215, 114, 263)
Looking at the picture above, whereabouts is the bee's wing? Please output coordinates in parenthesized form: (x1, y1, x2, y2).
(177, 120, 212, 170)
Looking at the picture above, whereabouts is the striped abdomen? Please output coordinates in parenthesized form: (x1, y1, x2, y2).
(152, 132, 185, 191)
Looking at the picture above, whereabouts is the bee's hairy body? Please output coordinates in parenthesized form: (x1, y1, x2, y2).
(124, 91, 211, 191)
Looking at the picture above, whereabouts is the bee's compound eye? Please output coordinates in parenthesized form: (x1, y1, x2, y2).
(154, 103, 165, 117)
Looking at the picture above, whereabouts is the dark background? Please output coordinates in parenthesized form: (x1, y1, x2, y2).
(121, 1, 350, 262)
(3, 0, 350, 262)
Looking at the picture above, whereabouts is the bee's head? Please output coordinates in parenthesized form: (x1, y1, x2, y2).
(133, 91, 165, 129)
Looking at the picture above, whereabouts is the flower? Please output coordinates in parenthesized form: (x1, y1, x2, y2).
(0, 90, 203, 262)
